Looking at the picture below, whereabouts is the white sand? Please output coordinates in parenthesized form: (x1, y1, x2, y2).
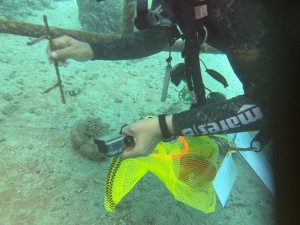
(0, 1, 274, 224)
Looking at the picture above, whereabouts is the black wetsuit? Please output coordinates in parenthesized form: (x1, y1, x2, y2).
(90, 0, 273, 138)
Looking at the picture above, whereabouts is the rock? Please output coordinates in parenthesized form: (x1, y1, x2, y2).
(70, 118, 109, 161)
(76, 0, 123, 34)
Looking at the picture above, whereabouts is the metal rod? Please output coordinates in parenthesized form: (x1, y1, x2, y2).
(0, 19, 221, 53)
(161, 63, 172, 102)
(26, 34, 48, 45)
(44, 83, 59, 94)
(43, 15, 66, 104)
(0, 19, 120, 42)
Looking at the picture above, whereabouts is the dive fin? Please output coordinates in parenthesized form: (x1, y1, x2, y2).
(206, 69, 228, 88)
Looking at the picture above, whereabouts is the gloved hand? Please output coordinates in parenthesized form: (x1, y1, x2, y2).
(47, 35, 94, 65)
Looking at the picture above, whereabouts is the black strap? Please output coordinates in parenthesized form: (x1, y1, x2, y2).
(180, 0, 207, 108)
(251, 128, 272, 152)
(119, 124, 128, 134)
(158, 114, 173, 141)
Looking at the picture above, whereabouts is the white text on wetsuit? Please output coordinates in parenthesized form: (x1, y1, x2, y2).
(181, 105, 263, 136)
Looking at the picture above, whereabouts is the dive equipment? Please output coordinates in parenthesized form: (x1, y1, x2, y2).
(250, 128, 272, 152)
(171, 61, 227, 105)
(161, 62, 172, 102)
(134, 0, 214, 108)
(206, 92, 226, 104)
(134, 0, 175, 30)
(170, 63, 185, 86)
(160, 26, 182, 102)
(94, 134, 135, 157)
(161, 46, 173, 102)
(200, 59, 228, 88)
(178, 86, 192, 104)
(180, 0, 210, 107)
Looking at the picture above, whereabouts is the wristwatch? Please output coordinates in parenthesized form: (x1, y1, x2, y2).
(158, 114, 176, 142)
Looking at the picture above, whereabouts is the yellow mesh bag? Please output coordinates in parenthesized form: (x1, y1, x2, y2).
(104, 136, 219, 214)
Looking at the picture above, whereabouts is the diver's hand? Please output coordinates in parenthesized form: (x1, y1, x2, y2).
(47, 35, 94, 64)
(120, 117, 162, 159)
(119, 116, 174, 159)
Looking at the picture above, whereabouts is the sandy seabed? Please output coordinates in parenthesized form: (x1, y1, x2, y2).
(0, 1, 275, 225)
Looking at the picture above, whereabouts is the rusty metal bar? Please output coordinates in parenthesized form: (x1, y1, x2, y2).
(43, 15, 66, 104)
(0, 19, 120, 42)
(0, 19, 220, 53)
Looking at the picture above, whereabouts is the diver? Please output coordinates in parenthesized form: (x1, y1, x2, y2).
(47, 0, 274, 159)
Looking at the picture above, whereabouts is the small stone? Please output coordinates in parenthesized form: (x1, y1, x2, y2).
(0, 58, 10, 63)
(1, 104, 20, 116)
(0, 137, 6, 143)
(114, 98, 123, 103)
(94, 177, 102, 184)
(62, 193, 73, 205)
(2, 93, 13, 101)
(75, 187, 84, 193)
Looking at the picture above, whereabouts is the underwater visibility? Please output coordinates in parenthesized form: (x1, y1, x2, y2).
(0, 0, 275, 224)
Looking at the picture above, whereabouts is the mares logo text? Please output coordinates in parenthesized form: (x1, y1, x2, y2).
(181, 105, 263, 136)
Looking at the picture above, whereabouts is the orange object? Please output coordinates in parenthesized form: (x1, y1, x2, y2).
(151, 136, 189, 158)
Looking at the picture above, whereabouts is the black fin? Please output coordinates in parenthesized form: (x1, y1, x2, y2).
(206, 69, 228, 88)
